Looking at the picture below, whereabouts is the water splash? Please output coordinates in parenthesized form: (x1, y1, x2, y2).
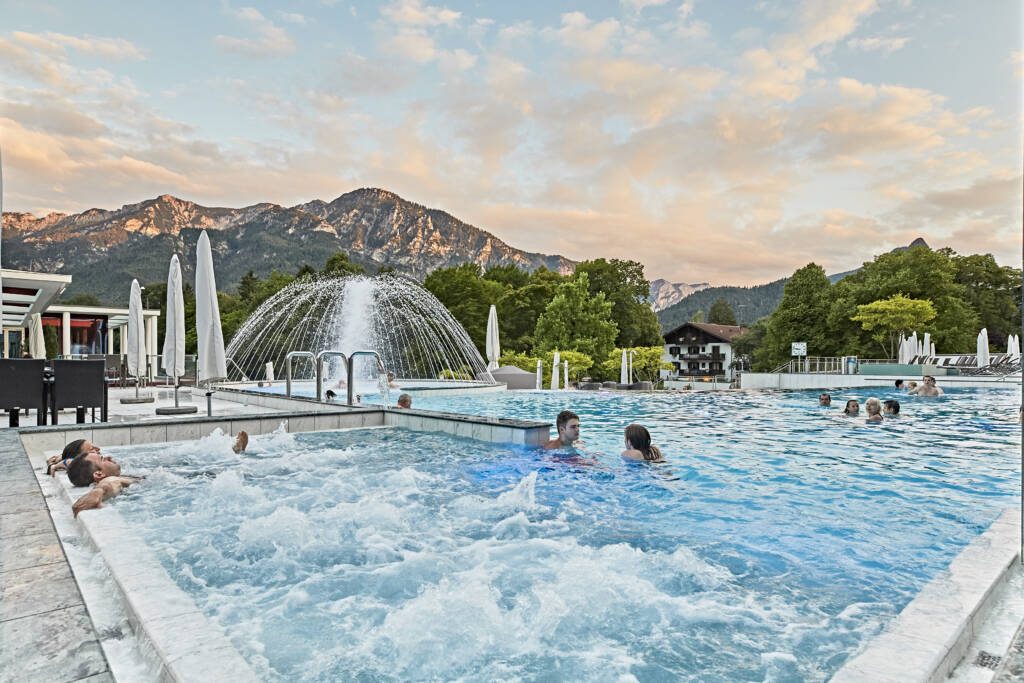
(226, 274, 495, 383)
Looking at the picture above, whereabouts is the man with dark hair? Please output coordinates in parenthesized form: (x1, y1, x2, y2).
(67, 432, 248, 516)
(909, 376, 943, 397)
(544, 410, 580, 450)
(883, 399, 900, 415)
(894, 379, 905, 390)
(818, 393, 831, 406)
(46, 439, 99, 475)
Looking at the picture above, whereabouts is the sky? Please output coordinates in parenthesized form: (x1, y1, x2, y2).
(0, 0, 1021, 285)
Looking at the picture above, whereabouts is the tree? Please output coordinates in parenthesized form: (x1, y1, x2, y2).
(707, 298, 737, 325)
(575, 259, 662, 348)
(851, 295, 937, 359)
(424, 263, 506, 353)
(534, 272, 618, 360)
(689, 309, 705, 323)
(541, 349, 593, 384)
(597, 346, 671, 383)
(322, 251, 365, 276)
(498, 351, 541, 373)
(828, 246, 977, 355)
(760, 263, 835, 369)
(483, 264, 530, 290)
(949, 252, 1022, 349)
(61, 293, 102, 306)
(732, 319, 768, 371)
(496, 282, 558, 353)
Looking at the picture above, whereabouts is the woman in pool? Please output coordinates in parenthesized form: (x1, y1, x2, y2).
(864, 397, 883, 423)
(621, 424, 664, 462)
(842, 399, 860, 416)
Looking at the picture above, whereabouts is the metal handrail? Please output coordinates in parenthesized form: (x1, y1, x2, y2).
(315, 351, 348, 402)
(347, 350, 385, 406)
(284, 351, 315, 397)
(224, 356, 250, 382)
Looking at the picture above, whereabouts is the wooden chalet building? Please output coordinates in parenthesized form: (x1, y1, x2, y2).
(661, 321, 749, 382)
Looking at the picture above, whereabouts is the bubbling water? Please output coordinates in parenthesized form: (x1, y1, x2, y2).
(226, 274, 494, 384)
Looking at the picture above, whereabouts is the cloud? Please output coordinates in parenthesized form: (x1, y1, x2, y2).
(381, 0, 460, 27)
(620, 0, 671, 11)
(847, 35, 909, 53)
(215, 7, 295, 56)
(278, 12, 307, 24)
(12, 31, 145, 59)
(547, 12, 621, 53)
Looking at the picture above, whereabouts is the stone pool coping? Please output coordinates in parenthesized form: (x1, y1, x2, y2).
(831, 507, 1022, 682)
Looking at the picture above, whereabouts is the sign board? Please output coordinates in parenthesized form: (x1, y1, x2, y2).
(791, 342, 807, 357)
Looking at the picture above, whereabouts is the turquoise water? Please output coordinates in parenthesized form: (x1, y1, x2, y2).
(109, 387, 1019, 681)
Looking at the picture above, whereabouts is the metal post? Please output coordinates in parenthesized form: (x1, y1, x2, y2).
(347, 351, 383, 406)
(206, 391, 213, 417)
(315, 351, 348, 402)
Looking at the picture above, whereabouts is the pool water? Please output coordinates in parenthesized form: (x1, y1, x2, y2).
(108, 387, 1019, 681)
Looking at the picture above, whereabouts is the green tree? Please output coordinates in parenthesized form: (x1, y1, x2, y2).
(760, 263, 835, 369)
(851, 295, 938, 359)
(61, 293, 103, 306)
(534, 272, 618, 360)
(689, 309, 705, 323)
(949, 252, 1021, 349)
(322, 251, 365, 276)
(575, 258, 662, 348)
(732, 319, 769, 371)
(496, 282, 558, 353)
(541, 349, 594, 384)
(828, 246, 977, 355)
(498, 351, 541, 373)
(424, 263, 506, 353)
(597, 346, 671, 383)
(483, 264, 530, 290)
(707, 298, 737, 325)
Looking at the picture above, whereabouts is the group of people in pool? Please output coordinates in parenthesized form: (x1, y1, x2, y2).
(542, 410, 664, 462)
(817, 376, 944, 424)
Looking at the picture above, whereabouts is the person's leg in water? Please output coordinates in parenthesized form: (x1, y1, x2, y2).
(233, 431, 248, 454)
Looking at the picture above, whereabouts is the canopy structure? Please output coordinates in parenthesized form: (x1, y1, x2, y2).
(976, 328, 990, 368)
(195, 231, 227, 383)
(161, 255, 186, 380)
(485, 304, 500, 372)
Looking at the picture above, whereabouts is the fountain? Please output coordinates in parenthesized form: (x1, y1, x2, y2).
(226, 274, 495, 389)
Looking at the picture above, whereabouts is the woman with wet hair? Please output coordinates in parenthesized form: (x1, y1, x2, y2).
(865, 397, 884, 423)
(621, 424, 664, 462)
(842, 399, 860, 417)
(46, 439, 100, 475)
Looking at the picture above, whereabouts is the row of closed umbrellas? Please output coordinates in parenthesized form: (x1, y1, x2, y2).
(897, 329, 1021, 366)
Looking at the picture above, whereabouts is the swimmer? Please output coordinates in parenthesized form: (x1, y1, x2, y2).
(46, 439, 100, 475)
(906, 381, 918, 392)
(842, 399, 860, 416)
(883, 399, 900, 416)
(909, 375, 943, 397)
(69, 432, 248, 516)
(819, 393, 832, 407)
(864, 397, 883, 423)
(543, 410, 580, 450)
(396, 393, 412, 409)
(894, 379, 905, 390)
(621, 424, 664, 462)
(387, 372, 400, 389)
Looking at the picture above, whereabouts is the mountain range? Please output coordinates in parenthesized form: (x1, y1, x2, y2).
(648, 278, 710, 312)
(1, 188, 574, 303)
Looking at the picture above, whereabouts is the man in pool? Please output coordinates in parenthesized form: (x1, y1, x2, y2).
(883, 399, 900, 415)
(67, 432, 249, 516)
(909, 376, 943, 397)
(397, 393, 412, 409)
(818, 393, 832, 406)
(544, 410, 581, 450)
(894, 379, 905, 390)
(45, 439, 100, 475)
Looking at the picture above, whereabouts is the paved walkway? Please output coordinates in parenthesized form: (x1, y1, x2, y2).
(0, 429, 112, 683)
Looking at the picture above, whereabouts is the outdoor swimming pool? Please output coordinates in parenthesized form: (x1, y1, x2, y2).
(103, 387, 1019, 681)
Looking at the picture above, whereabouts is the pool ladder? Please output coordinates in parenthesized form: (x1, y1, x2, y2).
(284, 350, 386, 406)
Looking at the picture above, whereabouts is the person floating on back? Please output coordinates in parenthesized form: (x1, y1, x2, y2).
(544, 410, 580, 450)
(621, 424, 664, 462)
(864, 397, 883, 424)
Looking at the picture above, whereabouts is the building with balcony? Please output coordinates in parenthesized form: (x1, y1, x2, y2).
(661, 321, 749, 382)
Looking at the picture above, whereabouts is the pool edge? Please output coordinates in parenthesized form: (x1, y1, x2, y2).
(830, 507, 1022, 682)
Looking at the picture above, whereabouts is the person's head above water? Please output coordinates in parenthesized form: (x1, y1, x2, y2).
(397, 393, 412, 409)
(843, 399, 860, 416)
(66, 452, 121, 487)
(624, 424, 662, 461)
(62, 439, 98, 462)
(555, 410, 580, 444)
(883, 399, 900, 415)
(894, 379, 904, 389)
(865, 397, 882, 416)
(818, 393, 831, 406)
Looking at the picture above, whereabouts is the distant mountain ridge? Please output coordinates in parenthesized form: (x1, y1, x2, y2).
(656, 239, 932, 331)
(648, 278, 710, 311)
(2, 188, 575, 302)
